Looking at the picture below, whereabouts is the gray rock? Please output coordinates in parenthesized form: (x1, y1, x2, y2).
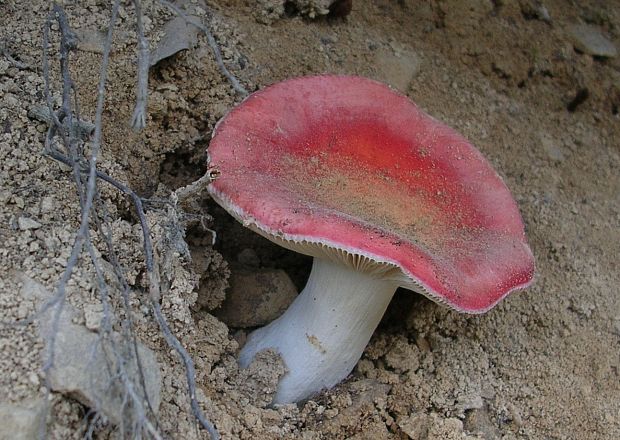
(455, 392, 484, 415)
(374, 47, 420, 92)
(398, 412, 431, 440)
(149, 3, 201, 67)
(215, 268, 298, 327)
(569, 24, 617, 58)
(541, 134, 565, 162)
(18, 274, 161, 426)
(0, 399, 46, 440)
(83, 303, 104, 331)
(17, 217, 41, 230)
(74, 28, 109, 54)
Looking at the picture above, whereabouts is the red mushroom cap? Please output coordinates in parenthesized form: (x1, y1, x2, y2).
(207, 75, 535, 313)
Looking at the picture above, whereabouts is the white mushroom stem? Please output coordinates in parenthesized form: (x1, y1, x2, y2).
(238, 257, 398, 404)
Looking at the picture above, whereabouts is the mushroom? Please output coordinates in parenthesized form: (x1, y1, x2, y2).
(207, 75, 535, 404)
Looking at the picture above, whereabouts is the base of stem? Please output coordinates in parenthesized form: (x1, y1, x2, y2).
(239, 258, 397, 404)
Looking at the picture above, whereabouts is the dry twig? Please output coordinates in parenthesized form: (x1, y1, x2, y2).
(132, 0, 150, 130)
(36, 2, 221, 438)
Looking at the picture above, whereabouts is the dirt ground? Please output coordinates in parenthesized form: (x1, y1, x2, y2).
(1, 0, 619, 439)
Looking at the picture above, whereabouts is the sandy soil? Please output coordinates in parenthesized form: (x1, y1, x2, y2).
(1, 0, 619, 439)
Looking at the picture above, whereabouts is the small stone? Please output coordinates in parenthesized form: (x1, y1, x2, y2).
(215, 268, 298, 327)
(320, 34, 338, 45)
(27, 372, 39, 386)
(43, 236, 60, 252)
(235, 349, 286, 408)
(324, 408, 339, 418)
(538, 5, 551, 22)
(83, 303, 104, 331)
(540, 134, 565, 162)
(374, 47, 420, 92)
(243, 411, 259, 427)
(40, 196, 55, 214)
(3, 93, 19, 107)
(0, 190, 11, 203)
(427, 414, 473, 439)
(289, 0, 337, 18)
(14, 197, 25, 209)
(18, 217, 41, 230)
(0, 399, 46, 440)
(398, 413, 430, 439)
(456, 393, 484, 415)
(149, 14, 200, 67)
(74, 28, 109, 54)
(569, 24, 617, 58)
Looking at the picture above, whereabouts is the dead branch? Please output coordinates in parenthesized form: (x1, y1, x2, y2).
(36, 2, 222, 438)
(132, 0, 150, 130)
(50, 148, 221, 439)
(39, 2, 130, 438)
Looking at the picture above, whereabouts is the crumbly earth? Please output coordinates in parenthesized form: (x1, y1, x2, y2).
(1, 0, 619, 439)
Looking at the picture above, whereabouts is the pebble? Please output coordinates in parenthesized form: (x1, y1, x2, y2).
(455, 392, 484, 414)
(13, 197, 25, 209)
(0, 399, 46, 440)
(83, 303, 104, 331)
(373, 47, 420, 92)
(398, 412, 430, 439)
(17, 217, 41, 230)
(320, 34, 338, 45)
(541, 134, 565, 162)
(27, 372, 39, 386)
(569, 24, 617, 58)
(3, 93, 19, 107)
(215, 268, 298, 327)
(40, 196, 55, 214)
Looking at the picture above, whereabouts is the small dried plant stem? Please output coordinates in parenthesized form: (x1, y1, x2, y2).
(38, 1, 122, 438)
(48, 146, 221, 440)
(132, 0, 150, 130)
(39, 1, 222, 438)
